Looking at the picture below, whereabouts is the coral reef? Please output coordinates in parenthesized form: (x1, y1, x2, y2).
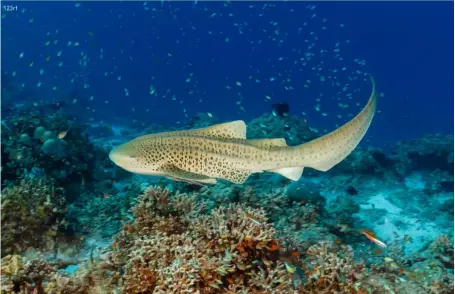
(0, 186, 453, 293)
(1, 178, 67, 256)
(112, 186, 299, 293)
(1, 255, 57, 293)
(1, 99, 453, 294)
(390, 134, 454, 175)
(2, 187, 301, 293)
(0, 105, 114, 198)
(302, 242, 367, 292)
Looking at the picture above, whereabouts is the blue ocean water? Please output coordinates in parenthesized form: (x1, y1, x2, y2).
(2, 1, 453, 144)
(1, 1, 454, 293)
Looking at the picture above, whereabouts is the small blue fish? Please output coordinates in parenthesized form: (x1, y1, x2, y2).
(31, 167, 42, 175)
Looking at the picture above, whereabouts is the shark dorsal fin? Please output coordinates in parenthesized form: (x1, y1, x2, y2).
(130, 120, 246, 142)
(191, 120, 246, 140)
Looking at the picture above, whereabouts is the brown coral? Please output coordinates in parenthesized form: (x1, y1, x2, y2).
(1, 254, 57, 293)
(111, 186, 299, 293)
(1, 178, 67, 256)
(303, 242, 367, 293)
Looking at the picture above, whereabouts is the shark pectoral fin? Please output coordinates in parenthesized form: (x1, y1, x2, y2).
(190, 120, 247, 140)
(195, 178, 217, 184)
(267, 167, 304, 181)
(168, 176, 217, 185)
(160, 164, 217, 184)
(247, 138, 288, 148)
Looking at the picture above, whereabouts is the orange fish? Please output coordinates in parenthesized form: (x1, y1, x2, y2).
(361, 230, 387, 248)
(103, 193, 109, 199)
(268, 243, 279, 251)
(290, 250, 300, 258)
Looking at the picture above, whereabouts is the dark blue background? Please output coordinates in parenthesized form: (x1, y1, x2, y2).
(2, 1, 453, 147)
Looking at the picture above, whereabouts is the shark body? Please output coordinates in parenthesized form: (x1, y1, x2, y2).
(109, 78, 377, 184)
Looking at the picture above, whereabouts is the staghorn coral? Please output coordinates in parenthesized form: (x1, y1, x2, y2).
(0, 252, 122, 293)
(110, 186, 300, 293)
(303, 242, 368, 292)
(394, 279, 432, 294)
(429, 234, 453, 255)
(1, 254, 57, 293)
(409, 258, 454, 294)
(1, 178, 67, 256)
(238, 186, 290, 220)
(2, 185, 454, 293)
(428, 234, 454, 269)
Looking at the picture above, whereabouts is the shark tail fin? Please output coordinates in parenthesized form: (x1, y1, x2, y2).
(289, 76, 377, 172)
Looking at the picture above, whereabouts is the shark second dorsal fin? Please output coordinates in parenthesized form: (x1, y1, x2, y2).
(247, 138, 288, 149)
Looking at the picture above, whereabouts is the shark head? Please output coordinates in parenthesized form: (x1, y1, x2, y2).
(109, 141, 165, 176)
(109, 142, 138, 173)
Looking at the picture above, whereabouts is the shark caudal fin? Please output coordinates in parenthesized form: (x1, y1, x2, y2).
(292, 76, 377, 172)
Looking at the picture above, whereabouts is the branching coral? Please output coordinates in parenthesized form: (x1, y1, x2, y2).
(1, 254, 57, 293)
(303, 242, 367, 292)
(109, 186, 299, 293)
(427, 234, 454, 269)
(1, 178, 67, 256)
(238, 186, 290, 220)
(429, 234, 453, 256)
(2, 184, 454, 293)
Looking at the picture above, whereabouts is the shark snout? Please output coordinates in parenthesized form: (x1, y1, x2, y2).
(109, 143, 137, 169)
(108, 148, 119, 165)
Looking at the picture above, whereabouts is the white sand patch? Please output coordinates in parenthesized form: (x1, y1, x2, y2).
(404, 172, 426, 191)
(360, 192, 403, 214)
(356, 192, 445, 253)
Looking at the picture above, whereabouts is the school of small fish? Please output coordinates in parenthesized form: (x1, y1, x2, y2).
(2, 1, 381, 137)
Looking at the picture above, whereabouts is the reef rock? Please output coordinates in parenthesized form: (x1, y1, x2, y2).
(391, 134, 454, 174)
